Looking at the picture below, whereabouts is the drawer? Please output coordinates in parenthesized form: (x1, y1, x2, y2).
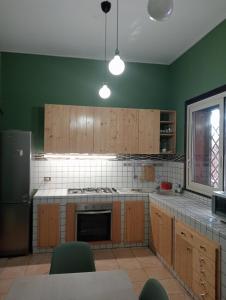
(193, 274, 215, 300)
(193, 250, 216, 286)
(175, 220, 195, 244)
(193, 234, 218, 261)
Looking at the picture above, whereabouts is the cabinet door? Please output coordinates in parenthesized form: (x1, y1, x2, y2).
(112, 201, 121, 243)
(44, 104, 70, 153)
(69, 106, 94, 153)
(139, 110, 160, 154)
(150, 205, 173, 266)
(124, 201, 144, 243)
(66, 203, 76, 242)
(150, 206, 160, 253)
(121, 109, 139, 154)
(159, 211, 173, 266)
(94, 107, 122, 153)
(175, 233, 193, 289)
(38, 204, 60, 248)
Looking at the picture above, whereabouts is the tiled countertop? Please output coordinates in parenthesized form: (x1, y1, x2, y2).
(33, 188, 152, 198)
(149, 192, 226, 240)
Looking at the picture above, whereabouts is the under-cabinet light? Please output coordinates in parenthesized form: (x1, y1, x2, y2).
(43, 154, 117, 160)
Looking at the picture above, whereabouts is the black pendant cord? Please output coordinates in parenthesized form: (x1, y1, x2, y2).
(116, 0, 119, 54)
(104, 12, 107, 81)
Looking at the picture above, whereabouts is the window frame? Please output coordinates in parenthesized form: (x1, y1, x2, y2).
(185, 85, 226, 197)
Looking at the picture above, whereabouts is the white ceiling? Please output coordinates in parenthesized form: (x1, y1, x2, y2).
(0, 0, 226, 65)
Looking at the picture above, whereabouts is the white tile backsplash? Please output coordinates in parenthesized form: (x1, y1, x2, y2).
(31, 159, 184, 190)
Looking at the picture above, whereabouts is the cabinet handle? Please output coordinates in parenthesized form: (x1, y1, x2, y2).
(199, 257, 205, 262)
(181, 231, 186, 236)
(200, 245, 207, 251)
(187, 247, 191, 252)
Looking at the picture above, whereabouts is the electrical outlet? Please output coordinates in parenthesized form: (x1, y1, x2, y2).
(44, 177, 51, 182)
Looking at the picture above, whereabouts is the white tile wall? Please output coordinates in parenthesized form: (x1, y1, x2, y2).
(31, 159, 184, 190)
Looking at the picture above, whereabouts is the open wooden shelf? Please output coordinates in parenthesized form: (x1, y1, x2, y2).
(160, 111, 176, 154)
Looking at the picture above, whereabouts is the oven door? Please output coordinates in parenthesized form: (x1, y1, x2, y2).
(76, 210, 112, 242)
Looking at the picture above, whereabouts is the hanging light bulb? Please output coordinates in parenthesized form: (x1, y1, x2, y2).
(99, 1, 112, 99)
(147, 0, 174, 21)
(109, 50, 125, 76)
(108, 0, 125, 76)
(99, 84, 111, 99)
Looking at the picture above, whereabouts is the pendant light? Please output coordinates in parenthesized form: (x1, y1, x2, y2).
(147, 0, 174, 21)
(99, 1, 111, 99)
(108, 0, 125, 76)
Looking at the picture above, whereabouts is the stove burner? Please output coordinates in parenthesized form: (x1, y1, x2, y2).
(67, 187, 118, 194)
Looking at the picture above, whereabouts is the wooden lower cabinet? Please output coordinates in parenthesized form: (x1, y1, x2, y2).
(150, 204, 173, 266)
(175, 220, 219, 300)
(65, 203, 76, 242)
(38, 204, 60, 248)
(175, 233, 193, 289)
(124, 201, 145, 243)
(112, 201, 121, 243)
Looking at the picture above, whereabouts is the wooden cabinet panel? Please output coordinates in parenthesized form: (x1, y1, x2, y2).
(93, 107, 123, 153)
(66, 203, 76, 242)
(139, 109, 160, 154)
(121, 109, 139, 154)
(38, 204, 60, 248)
(175, 233, 193, 289)
(150, 204, 173, 266)
(44, 104, 70, 153)
(124, 201, 144, 243)
(69, 106, 94, 153)
(38, 204, 49, 248)
(112, 201, 121, 243)
(159, 212, 173, 266)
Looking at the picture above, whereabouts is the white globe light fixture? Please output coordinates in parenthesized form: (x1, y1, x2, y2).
(108, 0, 125, 76)
(99, 84, 111, 99)
(108, 50, 125, 76)
(147, 0, 174, 21)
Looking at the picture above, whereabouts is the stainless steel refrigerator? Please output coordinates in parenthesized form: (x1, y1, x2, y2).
(0, 130, 32, 257)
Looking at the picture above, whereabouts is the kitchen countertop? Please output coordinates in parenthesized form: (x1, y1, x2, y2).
(149, 192, 226, 239)
(33, 188, 153, 198)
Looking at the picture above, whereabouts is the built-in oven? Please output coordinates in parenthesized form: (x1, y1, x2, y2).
(212, 191, 226, 218)
(75, 203, 112, 242)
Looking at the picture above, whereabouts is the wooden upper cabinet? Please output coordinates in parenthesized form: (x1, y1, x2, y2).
(93, 107, 122, 153)
(139, 110, 160, 154)
(121, 109, 139, 154)
(69, 106, 94, 153)
(93, 107, 139, 154)
(44, 104, 70, 153)
(44, 104, 172, 154)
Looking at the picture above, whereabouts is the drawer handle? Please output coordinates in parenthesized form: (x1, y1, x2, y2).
(200, 245, 207, 251)
(200, 293, 208, 298)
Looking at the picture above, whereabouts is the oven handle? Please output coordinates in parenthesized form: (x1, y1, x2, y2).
(76, 210, 112, 215)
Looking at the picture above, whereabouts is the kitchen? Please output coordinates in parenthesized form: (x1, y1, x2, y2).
(0, 1, 226, 300)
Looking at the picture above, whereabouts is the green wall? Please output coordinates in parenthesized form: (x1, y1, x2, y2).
(170, 20, 226, 153)
(1, 20, 226, 153)
(1, 53, 169, 151)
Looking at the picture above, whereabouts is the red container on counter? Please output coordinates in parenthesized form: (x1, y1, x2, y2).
(160, 182, 172, 190)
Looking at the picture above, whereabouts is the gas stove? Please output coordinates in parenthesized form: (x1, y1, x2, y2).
(67, 187, 118, 194)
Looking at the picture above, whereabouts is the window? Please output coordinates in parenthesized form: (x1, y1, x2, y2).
(186, 92, 225, 196)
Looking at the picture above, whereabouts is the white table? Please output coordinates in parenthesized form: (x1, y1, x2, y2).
(6, 270, 138, 300)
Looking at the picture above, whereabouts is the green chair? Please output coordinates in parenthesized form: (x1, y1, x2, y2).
(139, 278, 169, 300)
(49, 241, 96, 274)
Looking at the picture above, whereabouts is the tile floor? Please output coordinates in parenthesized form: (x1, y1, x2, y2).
(0, 247, 192, 300)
